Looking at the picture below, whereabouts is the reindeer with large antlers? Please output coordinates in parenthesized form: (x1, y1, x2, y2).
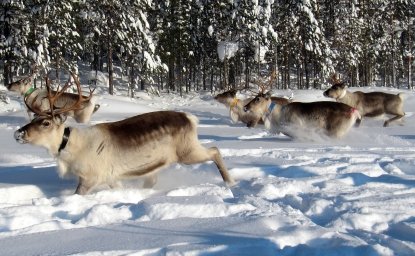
(14, 81, 234, 194)
(7, 68, 99, 123)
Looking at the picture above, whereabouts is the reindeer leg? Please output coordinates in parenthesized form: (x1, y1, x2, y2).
(208, 147, 235, 186)
(108, 181, 122, 190)
(143, 174, 158, 188)
(354, 118, 362, 127)
(246, 121, 254, 127)
(180, 146, 235, 186)
(75, 177, 95, 195)
(384, 114, 405, 127)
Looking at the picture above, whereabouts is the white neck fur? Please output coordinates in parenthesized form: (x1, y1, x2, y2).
(337, 89, 347, 100)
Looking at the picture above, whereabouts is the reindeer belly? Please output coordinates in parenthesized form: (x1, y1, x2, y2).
(362, 106, 384, 117)
(112, 138, 177, 178)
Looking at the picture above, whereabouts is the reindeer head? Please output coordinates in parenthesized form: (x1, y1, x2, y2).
(243, 71, 276, 113)
(243, 92, 272, 114)
(7, 65, 39, 94)
(323, 82, 347, 100)
(14, 115, 67, 146)
(214, 89, 238, 104)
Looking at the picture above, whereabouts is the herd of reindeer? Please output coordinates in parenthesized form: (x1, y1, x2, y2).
(215, 77, 405, 138)
(4, 67, 406, 195)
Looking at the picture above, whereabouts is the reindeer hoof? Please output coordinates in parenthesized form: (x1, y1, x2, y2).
(383, 122, 389, 127)
(355, 119, 362, 128)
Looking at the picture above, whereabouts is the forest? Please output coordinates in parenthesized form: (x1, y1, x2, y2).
(1, 0, 414, 95)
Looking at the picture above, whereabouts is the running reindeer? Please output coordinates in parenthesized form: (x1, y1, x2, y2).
(323, 76, 405, 127)
(214, 88, 263, 127)
(214, 73, 291, 128)
(14, 77, 234, 195)
(7, 67, 99, 123)
(244, 92, 361, 139)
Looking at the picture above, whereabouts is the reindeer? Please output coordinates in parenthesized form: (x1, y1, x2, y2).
(13, 81, 234, 195)
(244, 92, 361, 139)
(7, 68, 99, 123)
(323, 82, 405, 127)
(214, 78, 291, 128)
(214, 89, 263, 127)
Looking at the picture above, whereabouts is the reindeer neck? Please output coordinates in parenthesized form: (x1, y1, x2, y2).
(267, 102, 276, 113)
(58, 127, 72, 153)
(23, 87, 36, 98)
(48, 126, 72, 157)
(262, 99, 275, 118)
(336, 91, 356, 107)
(229, 97, 240, 109)
(337, 90, 348, 100)
(17, 76, 35, 96)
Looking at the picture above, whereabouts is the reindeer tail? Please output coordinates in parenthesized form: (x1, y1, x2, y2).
(398, 93, 405, 101)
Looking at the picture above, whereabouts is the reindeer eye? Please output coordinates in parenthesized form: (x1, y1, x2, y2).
(255, 98, 260, 102)
(42, 120, 51, 127)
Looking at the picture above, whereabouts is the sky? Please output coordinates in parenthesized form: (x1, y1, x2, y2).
(0, 79, 415, 255)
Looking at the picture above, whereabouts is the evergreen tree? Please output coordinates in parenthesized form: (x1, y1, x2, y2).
(81, 0, 159, 95)
(1, 0, 30, 83)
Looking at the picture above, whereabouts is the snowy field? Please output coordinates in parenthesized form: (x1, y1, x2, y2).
(1, 83, 415, 256)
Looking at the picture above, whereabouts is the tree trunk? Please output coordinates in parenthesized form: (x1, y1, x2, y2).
(305, 52, 310, 89)
(287, 52, 291, 89)
(408, 21, 412, 89)
(3, 62, 12, 86)
(202, 57, 207, 91)
(130, 64, 135, 98)
(106, 8, 114, 95)
(168, 57, 175, 92)
(223, 58, 228, 89)
(229, 61, 235, 88)
(108, 43, 114, 95)
(210, 67, 214, 93)
(392, 51, 396, 88)
(245, 49, 250, 89)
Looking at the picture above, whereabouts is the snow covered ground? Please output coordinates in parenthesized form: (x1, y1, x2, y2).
(1, 83, 415, 255)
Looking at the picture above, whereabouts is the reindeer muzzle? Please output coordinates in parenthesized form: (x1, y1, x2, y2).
(6, 82, 14, 90)
(14, 129, 28, 144)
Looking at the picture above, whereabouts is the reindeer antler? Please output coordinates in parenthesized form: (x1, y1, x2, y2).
(330, 73, 342, 84)
(255, 70, 276, 95)
(24, 70, 95, 118)
(52, 71, 95, 116)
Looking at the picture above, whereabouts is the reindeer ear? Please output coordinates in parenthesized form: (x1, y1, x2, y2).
(265, 91, 272, 99)
(53, 114, 67, 124)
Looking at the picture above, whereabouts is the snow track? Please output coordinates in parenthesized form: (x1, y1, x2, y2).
(1, 89, 415, 255)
